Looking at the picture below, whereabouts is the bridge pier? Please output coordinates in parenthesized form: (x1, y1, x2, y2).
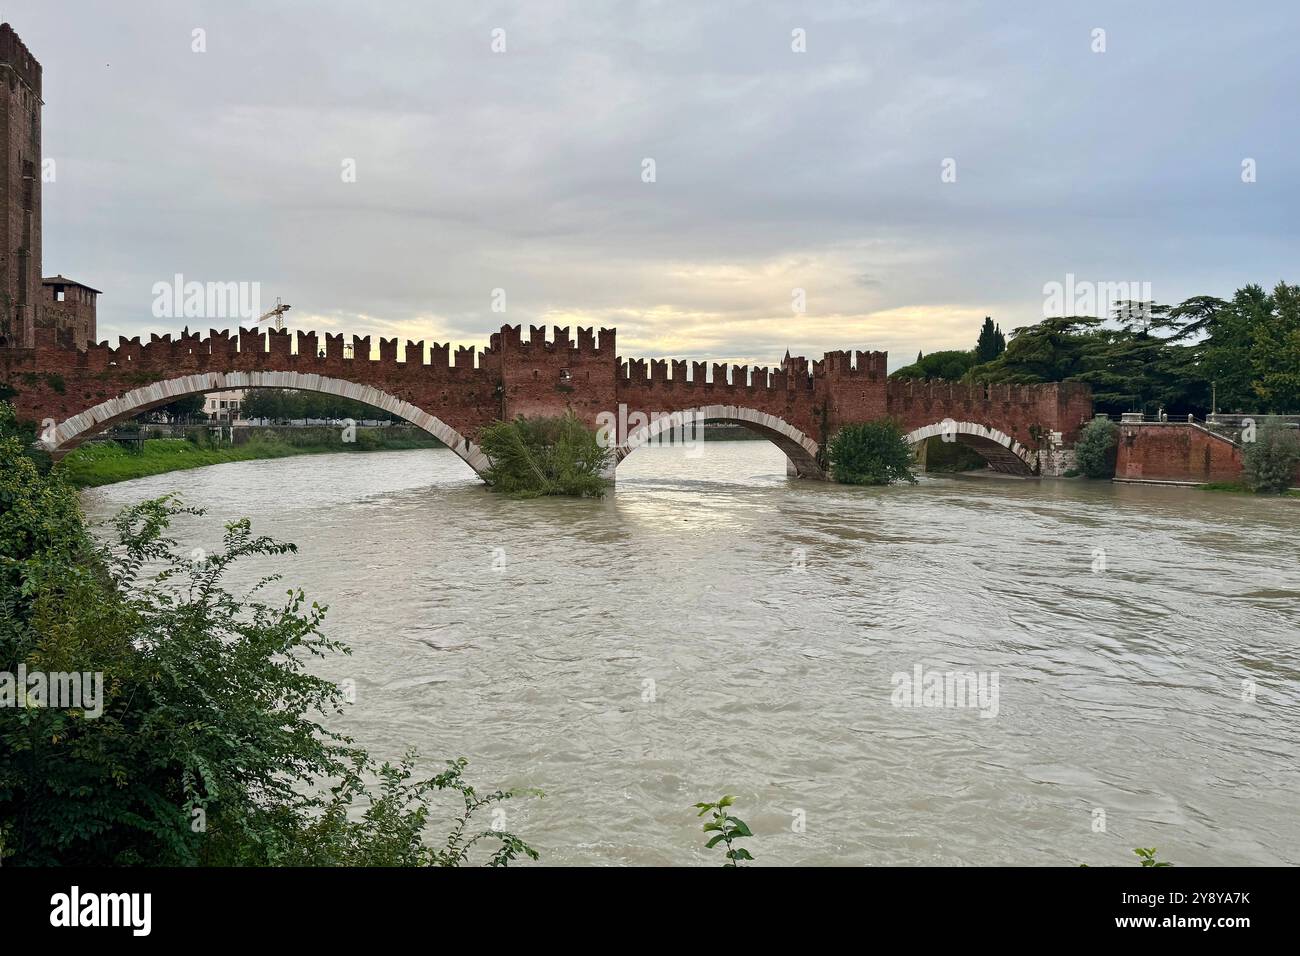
(785, 457, 829, 480)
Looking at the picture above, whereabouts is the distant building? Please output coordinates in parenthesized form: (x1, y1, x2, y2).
(204, 389, 245, 421)
(0, 23, 99, 349)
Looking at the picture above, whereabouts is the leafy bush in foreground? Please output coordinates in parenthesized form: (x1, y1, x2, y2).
(827, 419, 918, 486)
(0, 401, 51, 474)
(0, 408, 538, 866)
(478, 412, 611, 498)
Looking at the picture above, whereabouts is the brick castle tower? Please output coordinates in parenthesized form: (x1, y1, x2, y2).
(0, 22, 96, 349)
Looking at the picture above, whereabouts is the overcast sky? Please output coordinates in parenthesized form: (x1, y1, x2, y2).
(13, 0, 1300, 369)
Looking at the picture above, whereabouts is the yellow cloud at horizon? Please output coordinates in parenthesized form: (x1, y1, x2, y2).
(536, 303, 993, 368)
(262, 303, 998, 373)
(103, 297, 999, 374)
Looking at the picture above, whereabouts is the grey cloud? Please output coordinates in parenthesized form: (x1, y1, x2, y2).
(15, 0, 1299, 368)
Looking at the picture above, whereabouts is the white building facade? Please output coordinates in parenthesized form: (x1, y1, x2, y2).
(203, 389, 246, 421)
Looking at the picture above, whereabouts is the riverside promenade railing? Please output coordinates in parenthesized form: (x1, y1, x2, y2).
(1098, 411, 1299, 428)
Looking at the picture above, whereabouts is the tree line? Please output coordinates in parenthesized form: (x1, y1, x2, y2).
(240, 388, 398, 423)
(893, 281, 1300, 417)
(138, 390, 397, 426)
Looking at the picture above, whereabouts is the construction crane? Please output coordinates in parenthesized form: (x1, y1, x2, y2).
(256, 297, 292, 331)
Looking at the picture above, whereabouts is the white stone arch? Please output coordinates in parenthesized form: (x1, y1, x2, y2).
(613, 404, 825, 479)
(905, 420, 1036, 475)
(39, 370, 490, 476)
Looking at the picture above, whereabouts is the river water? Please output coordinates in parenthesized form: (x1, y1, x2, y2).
(79, 443, 1300, 866)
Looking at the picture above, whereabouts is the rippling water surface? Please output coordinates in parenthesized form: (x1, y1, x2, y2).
(80, 443, 1300, 866)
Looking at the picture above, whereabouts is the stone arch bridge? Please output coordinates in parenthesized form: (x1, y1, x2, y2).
(1, 324, 1092, 480)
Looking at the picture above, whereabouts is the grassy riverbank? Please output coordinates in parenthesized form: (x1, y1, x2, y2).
(59, 427, 444, 487)
(1200, 480, 1300, 497)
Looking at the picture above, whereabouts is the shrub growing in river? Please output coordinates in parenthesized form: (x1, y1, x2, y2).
(694, 795, 754, 867)
(1074, 416, 1118, 479)
(1242, 420, 1300, 493)
(1133, 847, 1171, 867)
(1080, 846, 1174, 867)
(478, 412, 611, 498)
(827, 419, 917, 486)
(0, 418, 539, 866)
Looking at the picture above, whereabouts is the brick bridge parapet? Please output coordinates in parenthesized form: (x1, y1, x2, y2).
(1, 324, 1093, 479)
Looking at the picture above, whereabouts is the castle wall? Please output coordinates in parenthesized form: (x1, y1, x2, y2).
(2, 324, 1097, 478)
(886, 379, 1093, 451)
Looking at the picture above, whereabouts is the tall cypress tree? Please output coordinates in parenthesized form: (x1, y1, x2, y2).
(974, 316, 1006, 363)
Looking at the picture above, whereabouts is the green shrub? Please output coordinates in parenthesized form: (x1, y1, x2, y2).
(1, 409, 539, 866)
(827, 419, 917, 486)
(478, 412, 611, 498)
(1242, 420, 1300, 493)
(1134, 847, 1171, 867)
(1080, 846, 1174, 867)
(1074, 416, 1118, 479)
(693, 795, 754, 867)
(0, 402, 51, 474)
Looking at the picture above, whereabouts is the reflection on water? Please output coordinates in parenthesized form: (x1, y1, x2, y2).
(79, 443, 1300, 865)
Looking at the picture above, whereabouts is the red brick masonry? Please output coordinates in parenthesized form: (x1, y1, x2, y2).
(1115, 421, 1300, 486)
(2, 324, 1093, 478)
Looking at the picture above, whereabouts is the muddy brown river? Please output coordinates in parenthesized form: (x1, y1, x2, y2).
(80, 443, 1300, 865)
